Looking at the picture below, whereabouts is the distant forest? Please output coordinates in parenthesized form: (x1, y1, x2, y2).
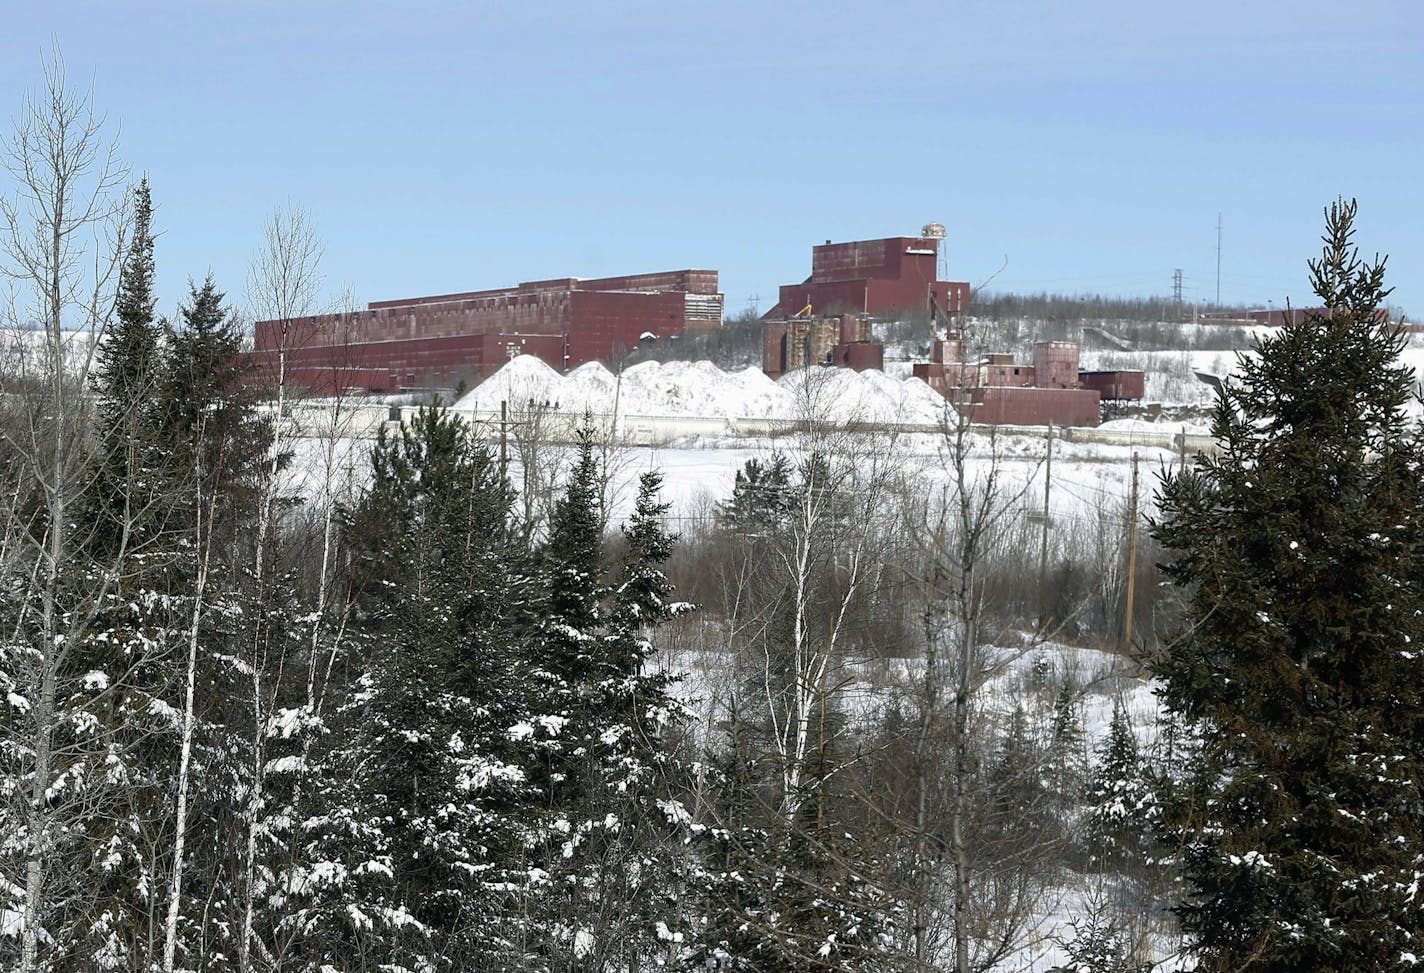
(632, 293, 1263, 371)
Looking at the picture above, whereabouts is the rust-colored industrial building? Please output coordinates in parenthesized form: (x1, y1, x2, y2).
(250, 270, 723, 393)
(762, 313, 883, 379)
(913, 336, 1145, 427)
(764, 233, 971, 320)
(1199, 306, 1392, 328)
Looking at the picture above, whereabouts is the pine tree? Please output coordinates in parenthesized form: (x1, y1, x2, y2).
(88, 175, 164, 556)
(518, 450, 703, 969)
(308, 405, 532, 968)
(161, 274, 270, 532)
(1150, 199, 1424, 970)
(1085, 700, 1152, 872)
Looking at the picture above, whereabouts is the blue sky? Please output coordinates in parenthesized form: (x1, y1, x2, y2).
(3, 0, 1420, 319)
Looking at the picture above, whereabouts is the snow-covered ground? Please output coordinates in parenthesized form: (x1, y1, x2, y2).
(282, 413, 1180, 533)
(661, 631, 1182, 971)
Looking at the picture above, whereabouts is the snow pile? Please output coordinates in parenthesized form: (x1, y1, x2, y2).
(612, 360, 793, 418)
(456, 355, 952, 424)
(455, 355, 566, 411)
(777, 366, 948, 424)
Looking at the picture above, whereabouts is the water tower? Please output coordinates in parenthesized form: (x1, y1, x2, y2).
(921, 221, 948, 284)
(920, 222, 950, 338)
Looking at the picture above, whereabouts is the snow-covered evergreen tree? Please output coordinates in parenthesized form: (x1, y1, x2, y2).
(303, 404, 533, 969)
(87, 175, 166, 558)
(518, 446, 700, 970)
(1151, 199, 1424, 970)
(1084, 700, 1153, 871)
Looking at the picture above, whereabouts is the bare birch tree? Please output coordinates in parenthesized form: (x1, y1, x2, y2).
(691, 367, 910, 966)
(892, 353, 1052, 973)
(0, 48, 136, 972)
(232, 205, 322, 973)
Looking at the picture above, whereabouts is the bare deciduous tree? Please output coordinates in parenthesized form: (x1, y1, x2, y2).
(0, 48, 135, 973)
(901, 385, 1051, 973)
(233, 205, 323, 973)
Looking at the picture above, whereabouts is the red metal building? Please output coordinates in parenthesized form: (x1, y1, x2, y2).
(764, 235, 972, 320)
(913, 337, 1144, 427)
(250, 270, 723, 393)
(762, 313, 881, 379)
(1197, 306, 1391, 328)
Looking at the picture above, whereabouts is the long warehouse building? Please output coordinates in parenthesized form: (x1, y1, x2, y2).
(251, 269, 724, 394)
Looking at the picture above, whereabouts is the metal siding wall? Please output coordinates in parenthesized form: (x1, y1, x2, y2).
(773, 237, 970, 322)
(840, 343, 884, 371)
(1079, 370, 1146, 400)
(778, 280, 870, 315)
(253, 267, 719, 384)
(932, 338, 964, 364)
(1032, 342, 1080, 389)
(567, 290, 685, 366)
(971, 387, 1101, 427)
(763, 321, 789, 376)
(579, 270, 720, 295)
(812, 238, 897, 282)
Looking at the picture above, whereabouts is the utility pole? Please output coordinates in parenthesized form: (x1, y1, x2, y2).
(1123, 452, 1140, 653)
(499, 399, 508, 479)
(1173, 268, 1184, 321)
(1038, 422, 1053, 629)
(1215, 213, 1223, 308)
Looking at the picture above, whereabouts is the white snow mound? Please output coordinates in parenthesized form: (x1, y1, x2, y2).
(455, 355, 952, 424)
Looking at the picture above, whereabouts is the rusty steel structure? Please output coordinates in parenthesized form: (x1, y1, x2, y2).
(762, 313, 881, 379)
(763, 234, 971, 321)
(250, 270, 723, 394)
(914, 337, 1144, 427)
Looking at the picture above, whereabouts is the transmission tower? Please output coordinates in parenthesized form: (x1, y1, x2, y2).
(1173, 268, 1183, 321)
(1215, 213, 1223, 307)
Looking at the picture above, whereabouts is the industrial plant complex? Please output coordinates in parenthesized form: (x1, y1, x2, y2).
(252, 270, 724, 394)
(251, 227, 1146, 427)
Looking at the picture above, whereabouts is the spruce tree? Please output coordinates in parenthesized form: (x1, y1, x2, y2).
(95, 176, 159, 414)
(720, 453, 794, 533)
(88, 175, 164, 556)
(64, 175, 183, 971)
(519, 444, 698, 969)
(1050, 681, 1086, 808)
(161, 274, 269, 527)
(1085, 700, 1152, 872)
(1150, 199, 1424, 971)
(541, 425, 605, 683)
(312, 405, 532, 968)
